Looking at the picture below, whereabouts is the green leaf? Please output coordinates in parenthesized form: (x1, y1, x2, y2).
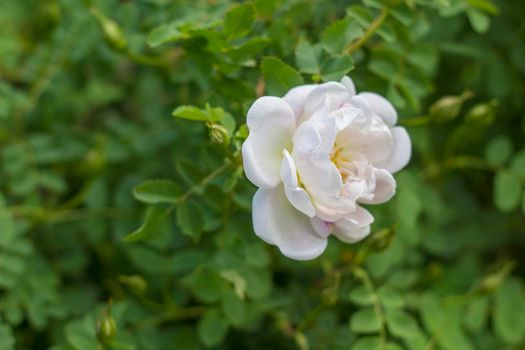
(224, 2, 255, 40)
(385, 310, 419, 339)
(321, 55, 354, 81)
(124, 206, 167, 242)
(510, 149, 525, 177)
(0, 322, 15, 350)
(176, 200, 204, 240)
(349, 286, 373, 306)
(172, 105, 209, 121)
(228, 37, 270, 61)
(65, 316, 98, 350)
(352, 336, 380, 350)
(133, 179, 181, 204)
(464, 296, 489, 332)
(378, 287, 405, 309)
(493, 278, 525, 343)
(221, 288, 246, 326)
(467, 9, 491, 34)
(485, 135, 513, 166)
(186, 270, 224, 303)
(522, 192, 525, 216)
(494, 172, 522, 212)
(261, 56, 304, 96)
(350, 308, 380, 333)
(295, 40, 320, 75)
(243, 243, 270, 268)
(321, 18, 363, 55)
(148, 23, 186, 47)
(198, 308, 229, 348)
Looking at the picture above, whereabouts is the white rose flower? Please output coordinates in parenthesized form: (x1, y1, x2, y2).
(242, 76, 411, 260)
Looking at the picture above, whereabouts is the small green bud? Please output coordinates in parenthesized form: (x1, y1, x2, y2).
(368, 226, 396, 252)
(465, 100, 498, 125)
(90, 7, 127, 51)
(118, 274, 147, 295)
(429, 90, 473, 123)
(478, 261, 514, 294)
(209, 124, 230, 145)
(97, 302, 117, 345)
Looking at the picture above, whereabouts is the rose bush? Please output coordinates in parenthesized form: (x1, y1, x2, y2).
(243, 76, 411, 260)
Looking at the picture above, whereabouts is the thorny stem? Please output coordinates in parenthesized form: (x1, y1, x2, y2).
(345, 7, 390, 54)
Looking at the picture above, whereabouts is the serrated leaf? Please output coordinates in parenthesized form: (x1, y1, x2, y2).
(124, 206, 167, 242)
(224, 2, 255, 40)
(228, 37, 270, 61)
(321, 18, 363, 55)
(133, 179, 181, 204)
(295, 40, 321, 75)
(494, 172, 522, 212)
(261, 56, 303, 96)
(350, 308, 380, 333)
(172, 105, 209, 121)
(197, 308, 229, 348)
(321, 55, 354, 81)
(148, 23, 186, 47)
(176, 200, 204, 240)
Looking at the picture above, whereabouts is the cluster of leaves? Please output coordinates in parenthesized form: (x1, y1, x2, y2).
(1, 0, 525, 349)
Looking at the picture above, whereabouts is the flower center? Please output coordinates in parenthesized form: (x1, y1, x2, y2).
(330, 144, 353, 181)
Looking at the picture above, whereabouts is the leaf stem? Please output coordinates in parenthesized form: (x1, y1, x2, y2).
(345, 7, 390, 54)
(353, 267, 387, 348)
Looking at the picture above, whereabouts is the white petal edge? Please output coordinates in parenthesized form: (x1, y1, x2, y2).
(300, 82, 350, 123)
(340, 76, 356, 97)
(332, 206, 374, 243)
(280, 150, 316, 217)
(252, 186, 327, 260)
(242, 96, 296, 188)
(382, 126, 411, 173)
(284, 85, 316, 120)
(359, 168, 396, 205)
(358, 92, 398, 126)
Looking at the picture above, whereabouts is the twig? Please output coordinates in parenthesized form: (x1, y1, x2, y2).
(345, 7, 390, 54)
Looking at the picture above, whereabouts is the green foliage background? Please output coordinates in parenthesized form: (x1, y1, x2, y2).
(1, 0, 525, 349)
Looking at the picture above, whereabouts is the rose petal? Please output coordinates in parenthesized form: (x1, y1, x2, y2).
(336, 113, 393, 165)
(284, 85, 316, 120)
(332, 206, 374, 243)
(252, 186, 327, 260)
(340, 76, 356, 97)
(300, 82, 350, 123)
(359, 168, 396, 204)
(381, 126, 411, 173)
(358, 92, 398, 126)
(292, 121, 343, 198)
(280, 150, 315, 217)
(242, 96, 296, 188)
(310, 217, 333, 238)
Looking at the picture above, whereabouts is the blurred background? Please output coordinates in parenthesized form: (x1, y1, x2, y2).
(0, 0, 524, 349)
